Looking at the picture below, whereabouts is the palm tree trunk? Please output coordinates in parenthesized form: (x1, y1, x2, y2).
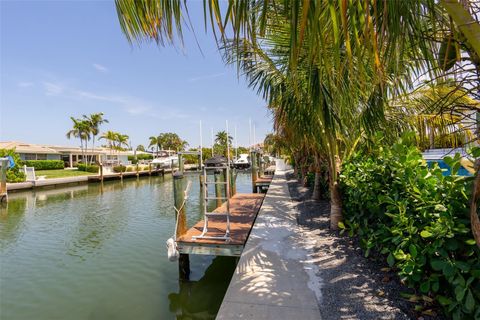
(328, 142, 343, 230)
(329, 178, 343, 230)
(312, 167, 322, 201)
(91, 136, 95, 165)
(470, 159, 480, 248)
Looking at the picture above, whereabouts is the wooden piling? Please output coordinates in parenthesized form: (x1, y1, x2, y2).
(258, 153, 264, 177)
(229, 168, 237, 197)
(178, 154, 184, 174)
(99, 163, 104, 182)
(173, 171, 190, 280)
(0, 158, 8, 203)
(251, 151, 258, 193)
(214, 170, 223, 208)
(136, 163, 139, 178)
(148, 163, 152, 176)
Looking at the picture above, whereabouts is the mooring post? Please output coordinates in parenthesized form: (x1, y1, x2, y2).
(197, 154, 202, 172)
(173, 171, 190, 280)
(199, 174, 205, 212)
(99, 163, 104, 182)
(0, 158, 8, 203)
(136, 163, 139, 178)
(178, 154, 184, 174)
(258, 153, 264, 177)
(214, 170, 223, 208)
(148, 162, 152, 176)
(229, 168, 237, 197)
(251, 151, 258, 193)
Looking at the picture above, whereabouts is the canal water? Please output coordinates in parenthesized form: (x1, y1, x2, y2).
(0, 172, 253, 320)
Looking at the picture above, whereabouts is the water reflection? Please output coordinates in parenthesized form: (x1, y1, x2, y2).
(168, 256, 237, 320)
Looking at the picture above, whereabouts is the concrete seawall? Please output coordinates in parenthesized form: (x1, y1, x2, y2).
(216, 170, 322, 319)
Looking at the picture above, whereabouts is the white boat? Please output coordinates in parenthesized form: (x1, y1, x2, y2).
(233, 153, 250, 169)
(151, 151, 178, 168)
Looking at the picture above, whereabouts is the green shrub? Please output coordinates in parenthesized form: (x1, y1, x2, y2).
(0, 148, 26, 182)
(25, 160, 64, 170)
(128, 154, 153, 164)
(113, 165, 127, 173)
(340, 133, 479, 319)
(77, 164, 99, 173)
(126, 166, 133, 172)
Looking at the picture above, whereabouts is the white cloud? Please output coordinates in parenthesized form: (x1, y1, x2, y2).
(42, 81, 64, 96)
(188, 72, 226, 82)
(93, 63, 108, 73)
(38, 78, 190, 119)
(17, 82, 34, 88)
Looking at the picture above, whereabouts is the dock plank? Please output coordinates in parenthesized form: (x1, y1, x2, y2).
(177, 193, 265, 246)
(255, 176, 273, 185)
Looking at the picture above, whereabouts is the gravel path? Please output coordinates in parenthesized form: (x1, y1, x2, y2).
(286, 171, 416, 320)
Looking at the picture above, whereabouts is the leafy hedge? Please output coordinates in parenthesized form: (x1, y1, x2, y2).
(0, 149, 25, 182)
(128, 154, 153, 164)
(77, 164, 99, 173)
(340, 133, 479, 319)
(25, 160, 64, 170)
(113, 165, 127, 173)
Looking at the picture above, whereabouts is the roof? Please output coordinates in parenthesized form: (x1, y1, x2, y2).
(0, 141, 60, 154)
(422, 148, 469, 160)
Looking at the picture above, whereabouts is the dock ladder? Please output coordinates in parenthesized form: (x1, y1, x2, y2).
(192, 121, 233, 241)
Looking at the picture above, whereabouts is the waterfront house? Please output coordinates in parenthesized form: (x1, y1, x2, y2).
(0, 141, 135, 167)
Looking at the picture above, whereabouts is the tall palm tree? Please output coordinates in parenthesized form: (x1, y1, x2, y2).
(66, 117, 90, 163)
(115, 133, 130, 150)
(214, 131, 233, 158)
(83, 112, 108, 164)
(148, 136, 160, 156)
(99, 130, 118, 159)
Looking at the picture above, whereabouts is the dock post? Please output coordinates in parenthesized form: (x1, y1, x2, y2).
(99, 163, 104, 182)
(178, 154, 184, 174)
(197, 154, 202, 171)
(0, 158, 8, 203)
(173, 171, 189, 280)
(229, 168, 237, 197)
(199, 174, 205, 212)
(258, 153, 264, 177)
(251, 151, 258, 193)
(136, 163, 139, 178)
(148, 163, 152, 176)
(214, 170, 223, 208)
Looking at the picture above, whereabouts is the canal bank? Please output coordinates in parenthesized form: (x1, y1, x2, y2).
(5, 164, 201, 192)
(216, 170, 322, 319)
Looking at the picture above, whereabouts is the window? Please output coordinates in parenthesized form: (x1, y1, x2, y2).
(24, 153, 36, 160)
(36, 154, 47, 160)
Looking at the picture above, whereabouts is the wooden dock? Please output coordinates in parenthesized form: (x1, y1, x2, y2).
(254, 175, 273, 193)
(176, 193, 266, 257)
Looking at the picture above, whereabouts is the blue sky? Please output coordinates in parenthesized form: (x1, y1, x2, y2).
(0, 1, 272, 149)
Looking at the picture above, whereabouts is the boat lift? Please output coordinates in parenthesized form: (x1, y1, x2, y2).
(193, 122, 233, 241)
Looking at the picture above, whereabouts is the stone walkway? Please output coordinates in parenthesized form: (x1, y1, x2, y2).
(216, 171, 322, 319)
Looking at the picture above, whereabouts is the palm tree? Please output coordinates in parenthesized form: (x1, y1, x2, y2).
(214, 131, 233, 157)
(136, 144, 146, 152)
(66, 117, 90, 164)
(148, 136, 160, 156)
(114, 0, 480, 232)
(115, 133, 130, 150)
(99, 130, 118, 159)
(83, 112, 108, 164)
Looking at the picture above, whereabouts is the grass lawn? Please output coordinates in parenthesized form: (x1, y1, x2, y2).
(36, 169, 95, 179)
